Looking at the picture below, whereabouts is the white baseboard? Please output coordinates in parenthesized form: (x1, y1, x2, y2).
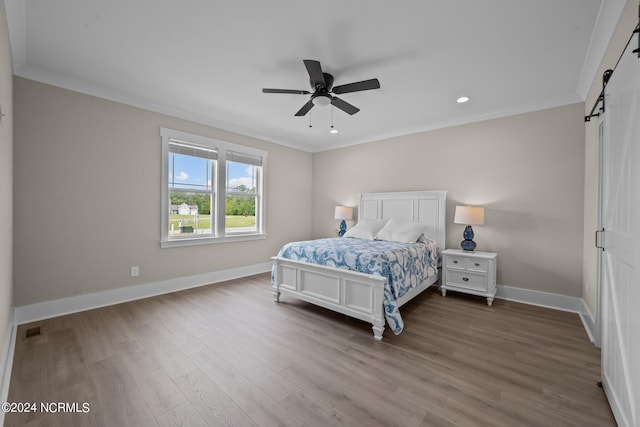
(579, 300, 598, 345)
(14, 262, 272, 325)
(0, 312, 17, 427)
(496, 284, 583, 313)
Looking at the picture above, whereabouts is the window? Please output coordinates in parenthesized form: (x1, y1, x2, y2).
(161, 128, 267, 248)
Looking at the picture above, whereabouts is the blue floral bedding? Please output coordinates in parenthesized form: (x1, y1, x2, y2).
(273, 236, 440, 334)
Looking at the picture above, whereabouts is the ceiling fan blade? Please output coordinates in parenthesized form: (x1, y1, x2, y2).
(331, 97, 360, 115)
(332, 78, 381, 94)
(294, 100, 315, 116)
(262, 88, 310, 94)
(303, 60, 325, 88)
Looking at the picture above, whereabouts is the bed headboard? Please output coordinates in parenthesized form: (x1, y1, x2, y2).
(358, 190, 447, 249)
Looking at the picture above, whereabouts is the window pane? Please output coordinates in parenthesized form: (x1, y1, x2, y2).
(226, 161, 258, 194)
(169, 191, 212, 236)
(169, 153, 212, 191)
(225, 195, 257, 232)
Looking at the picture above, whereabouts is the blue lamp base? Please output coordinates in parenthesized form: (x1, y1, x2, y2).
(460, 225, 477, 251)
(338, 220, 347, 237)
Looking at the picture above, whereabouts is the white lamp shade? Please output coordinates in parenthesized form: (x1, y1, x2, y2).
(334, 206, 353, 220)
(454, 206, 485, 225)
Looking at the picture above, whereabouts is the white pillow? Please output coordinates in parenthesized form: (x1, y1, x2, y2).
(375, 219, 426, 243)
(343, 219, 388, 240)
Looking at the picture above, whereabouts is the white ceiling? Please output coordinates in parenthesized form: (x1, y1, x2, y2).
(4, 0, 627, 152)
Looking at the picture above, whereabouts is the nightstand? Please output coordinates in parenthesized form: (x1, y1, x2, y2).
(441, 249, 497, 306)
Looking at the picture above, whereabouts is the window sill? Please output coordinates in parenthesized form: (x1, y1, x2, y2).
(160, 233, 267, 248)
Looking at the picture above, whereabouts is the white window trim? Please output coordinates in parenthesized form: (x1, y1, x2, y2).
(160, 127, 267, 248)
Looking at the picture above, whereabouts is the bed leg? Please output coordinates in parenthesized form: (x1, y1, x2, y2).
(372, 321, 384, 341)
(272, 285, 280, 303)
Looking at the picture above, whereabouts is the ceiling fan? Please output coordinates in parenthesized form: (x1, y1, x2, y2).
(262, 59, 381, 116)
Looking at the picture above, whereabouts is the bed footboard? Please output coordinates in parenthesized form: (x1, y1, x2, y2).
(271, 256, 387, 340)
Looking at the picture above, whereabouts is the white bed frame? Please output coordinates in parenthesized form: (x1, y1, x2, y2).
(271, 190, 447, 340)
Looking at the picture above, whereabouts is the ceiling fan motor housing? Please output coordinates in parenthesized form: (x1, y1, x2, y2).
(314, 73, 334, 91)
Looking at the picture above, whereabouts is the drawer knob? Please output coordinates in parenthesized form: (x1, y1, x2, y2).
(453, 260, 458, 264)
(474, 262, 480, 267)
(463, 277, 469, 282)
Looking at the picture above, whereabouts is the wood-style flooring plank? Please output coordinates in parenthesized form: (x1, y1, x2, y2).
(154, 402, 209, 427)
(86, 357, 156, 426)
(114, 340, 187, 417)
(173, 369, 257, 427)
(188, 349, 305, 427)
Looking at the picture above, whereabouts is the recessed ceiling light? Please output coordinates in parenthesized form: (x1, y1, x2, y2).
(456, 96, 470, 103)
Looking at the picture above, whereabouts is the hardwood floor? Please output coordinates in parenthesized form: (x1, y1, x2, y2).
(5, 273, 614, 426)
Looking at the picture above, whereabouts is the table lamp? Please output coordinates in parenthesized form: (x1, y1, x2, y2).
(334, 206, 353, 237)
(454, 205, 485, 251)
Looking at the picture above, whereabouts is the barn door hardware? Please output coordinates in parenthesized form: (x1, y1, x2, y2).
(584, 70, 613, 122)
(586, 8, 640, 122)
(595, 228, 605, 251)
(634, 5, 640, 57)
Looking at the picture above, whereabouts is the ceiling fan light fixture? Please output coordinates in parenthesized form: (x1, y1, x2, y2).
(312, 95, 332, 107)
(330, 126, 338, 134)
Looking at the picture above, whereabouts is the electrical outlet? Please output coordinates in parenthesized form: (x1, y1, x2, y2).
(130, 266, 139, 277)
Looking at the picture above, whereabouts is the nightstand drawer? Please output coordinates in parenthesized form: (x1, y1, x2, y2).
(446, 270, 488, 291)
(465, 258, 488, 273)
(445, 255, 488, 273)
(445, 256, 466, 270)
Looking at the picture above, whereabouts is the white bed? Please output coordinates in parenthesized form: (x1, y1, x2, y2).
(271, 190, 447, 340)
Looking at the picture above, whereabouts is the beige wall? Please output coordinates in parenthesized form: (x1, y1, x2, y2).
(313, 103, 585, 296)
(13, 77, 312, 306)
(0, 2, 13, 351)
(582, 0, 638, 315)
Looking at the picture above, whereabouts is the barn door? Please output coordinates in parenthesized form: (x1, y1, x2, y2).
(599, 34, 640, 427)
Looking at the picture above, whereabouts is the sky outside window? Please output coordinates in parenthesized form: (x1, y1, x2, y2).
(170, 155, 257, 191)
(169, 153, 211, 190)
(227, 161, 258, 192)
